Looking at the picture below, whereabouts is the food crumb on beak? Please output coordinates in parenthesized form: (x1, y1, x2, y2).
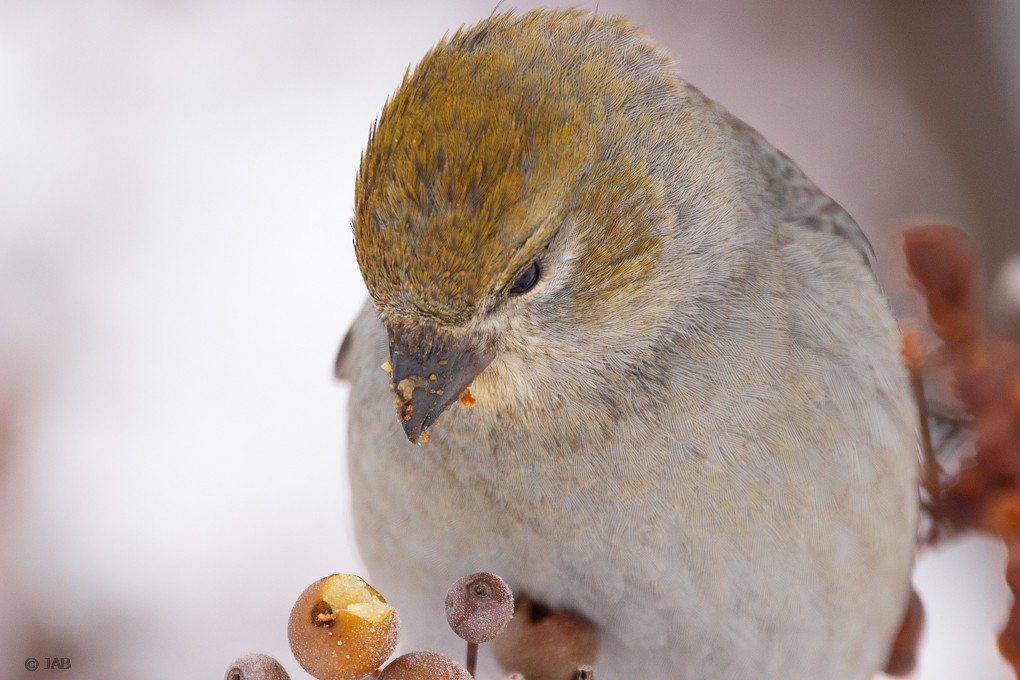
(396, 377, 416, 401)
(381, 361, 392, 375)
(459, 387, 476, 409)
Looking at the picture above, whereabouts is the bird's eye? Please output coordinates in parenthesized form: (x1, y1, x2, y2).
(509, 261, 541, 296)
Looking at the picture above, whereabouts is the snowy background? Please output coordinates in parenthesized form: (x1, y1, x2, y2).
(1, 1, 1018, 678)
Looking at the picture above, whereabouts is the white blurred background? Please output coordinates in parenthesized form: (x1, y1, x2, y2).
(1, 1, 1018, 678)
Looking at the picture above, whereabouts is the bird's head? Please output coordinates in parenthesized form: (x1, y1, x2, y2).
(353, 10, 739, 443)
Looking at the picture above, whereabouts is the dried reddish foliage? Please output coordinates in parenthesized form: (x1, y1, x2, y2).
(902, 224, 1020, 675)
(884, 587, 925, 676)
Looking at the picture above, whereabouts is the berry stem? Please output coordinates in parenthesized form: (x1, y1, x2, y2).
(465, 641, 478, 677)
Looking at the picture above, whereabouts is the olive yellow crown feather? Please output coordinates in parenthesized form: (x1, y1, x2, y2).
(352, 9, 676, 326)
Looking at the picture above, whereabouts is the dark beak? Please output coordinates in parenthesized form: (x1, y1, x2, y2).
(387, 322, 495, 444)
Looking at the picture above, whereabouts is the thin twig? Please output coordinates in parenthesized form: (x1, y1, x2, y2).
(466, 641, 478, 678)
(902, 327, 944, 539)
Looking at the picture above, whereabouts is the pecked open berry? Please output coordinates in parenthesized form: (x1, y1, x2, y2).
(377, 651, 472, 680)
(444, 571, 514, 644)
(287, 573, 399, 680)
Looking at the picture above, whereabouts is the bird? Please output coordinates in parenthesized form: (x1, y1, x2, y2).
(335, 9, 919, 680)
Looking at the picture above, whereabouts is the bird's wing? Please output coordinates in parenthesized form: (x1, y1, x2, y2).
(720, 108, 982, 467)
(720, 106, 877, 270)
(334, 326, 354, 381)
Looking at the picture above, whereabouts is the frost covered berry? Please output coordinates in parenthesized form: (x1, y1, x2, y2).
(491, 596, 598, 680)
(378, 651, 472, 680)
(287, 573, 399, 680)
(445, 571, 514, 644)
(224, 654, 291, 680)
